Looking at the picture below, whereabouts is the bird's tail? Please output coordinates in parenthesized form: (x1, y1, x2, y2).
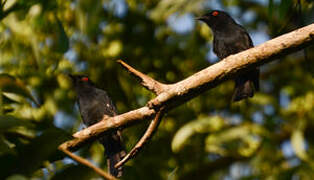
(100, 131, 126, 178)
(232, 79, 254, 102)
(232, 69, 259, 102)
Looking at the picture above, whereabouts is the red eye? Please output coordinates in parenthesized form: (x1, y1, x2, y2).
(81, 77, 89, 81)
(212, 11, 219, 16)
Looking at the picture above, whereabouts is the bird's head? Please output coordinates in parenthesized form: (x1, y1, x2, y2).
(67, 74, 95, 88)
(196, 10, 235, 30)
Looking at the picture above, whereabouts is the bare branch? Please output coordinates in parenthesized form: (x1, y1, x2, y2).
(115, 107, 166, 168)
(60, 107, 155, 152)
(59, 23, 314, 156)
(58, 146, 118, 180)
(117, 60, 169, 94)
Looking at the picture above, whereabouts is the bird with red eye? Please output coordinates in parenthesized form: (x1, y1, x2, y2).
(67, 74, 126, 177)
(81, 77, 89, 82)
(196, 10, 259, 102)
(212, 11, 219, 16)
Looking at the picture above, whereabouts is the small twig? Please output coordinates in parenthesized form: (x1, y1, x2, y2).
(1, 0, 7, 7)
(117, 60, 169, 95)
(58, 146, 118, 180)
(0, 2, 20, 20)
(115, 107, 166, 168)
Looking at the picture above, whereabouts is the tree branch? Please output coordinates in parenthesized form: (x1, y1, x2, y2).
(115, 107, 166, 168)
(59, 107, 155, 152)
(0, 2, 21, 20)
(117, 60, 169, 94)
(59, 23, 314, 156)
(58, 146, 117, 180)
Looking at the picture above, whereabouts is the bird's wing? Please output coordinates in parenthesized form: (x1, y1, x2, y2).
(94, 88, 118, 117)
(213, 26, 253, 59)
(236, 28, 254, 49)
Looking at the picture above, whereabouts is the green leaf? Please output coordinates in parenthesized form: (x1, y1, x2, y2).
(0, 74, 38, 105)
(0, 116, 33, 132)
(268, 0, 274, 18)
(0, 136, 13, 155)
(2, 95, 19, 105)
(291, 120, 308, 161)
(54, 16, 69, 53)
(205, 124, 265, 157)
(279, 0, 293, 19)
(15, 128, 71, 175)
(172, 116, 225, 152)
(5, 174, 28, 180)
(51, 164, 97, 180)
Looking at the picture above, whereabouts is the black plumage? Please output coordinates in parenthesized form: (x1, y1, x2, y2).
(69, 74, 126, 177)
(197, 10, 259, 101)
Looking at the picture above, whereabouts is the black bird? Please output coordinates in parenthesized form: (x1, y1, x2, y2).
(197, 10, 259, 102)
(68, 74, 126, 177)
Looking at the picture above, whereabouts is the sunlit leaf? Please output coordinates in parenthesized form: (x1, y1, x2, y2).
(2, 94, 20, 104)
(205, 124, 265, 157)
(291, 120, 308, 161)
(0, 74, 38, 105)
(5, 174, 28, 180)
(167, 167, 178, 180)
(150, 0, 205, 21)
(172, 116, 225, 152)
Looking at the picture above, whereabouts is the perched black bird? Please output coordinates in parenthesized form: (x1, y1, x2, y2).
(68, 74, 126, 177)
(197, 10, 259, 102)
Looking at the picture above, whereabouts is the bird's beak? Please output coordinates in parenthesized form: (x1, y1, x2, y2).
(195, 16, 205, 21)
(65, 73, 75, 82)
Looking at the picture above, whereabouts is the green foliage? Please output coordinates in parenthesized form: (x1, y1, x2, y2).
(0, 74, 37, 105)
(0, 0, 313, 179)
(50, 164, 97, 180)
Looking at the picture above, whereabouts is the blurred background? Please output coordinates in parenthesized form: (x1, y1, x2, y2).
(0, 0, 314, 179)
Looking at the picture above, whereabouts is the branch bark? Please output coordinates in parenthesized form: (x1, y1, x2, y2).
(115, 107, 166, 168)
(58, 146, 117, 180)
(59, 23, 314, 156)
(117, 60, 169, 94)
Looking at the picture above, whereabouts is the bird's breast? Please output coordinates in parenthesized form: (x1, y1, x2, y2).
(213, 32, 251, 59)
(78, 96, 106, 126)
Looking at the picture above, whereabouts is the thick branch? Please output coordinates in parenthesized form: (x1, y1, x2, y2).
(60, 23, 314, 152)
(148, 24, 314, 109)
(60, 107, 155, 152)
